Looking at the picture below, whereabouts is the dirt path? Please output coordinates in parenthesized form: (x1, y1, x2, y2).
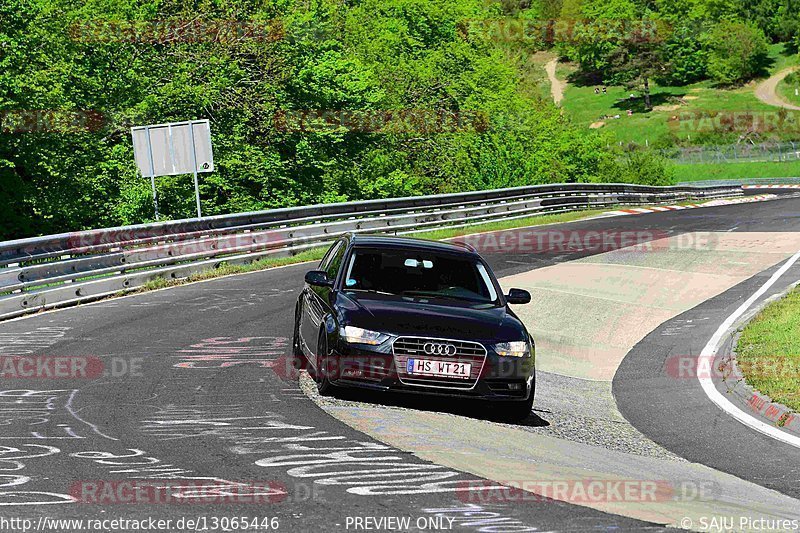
(755, 66, 800, 110)
(545, 58, 565, 106)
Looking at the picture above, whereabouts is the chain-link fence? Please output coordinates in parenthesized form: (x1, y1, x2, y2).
(664, 142, 800, 165)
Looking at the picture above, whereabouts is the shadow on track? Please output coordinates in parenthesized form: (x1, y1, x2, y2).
(329, 386, 551, 428)
(277, 350, 550, 427)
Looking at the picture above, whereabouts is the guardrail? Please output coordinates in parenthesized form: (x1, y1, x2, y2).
(0, 183, 742, 321)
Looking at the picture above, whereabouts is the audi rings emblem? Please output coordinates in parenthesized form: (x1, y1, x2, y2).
(423, 343, 457, 356)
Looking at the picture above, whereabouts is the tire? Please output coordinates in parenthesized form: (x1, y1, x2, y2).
(497, 379, 535, 423)
(292, 304, 304, 358)
(314, 329, 339, 397)
(504, 393, 535, 422)
(280, 304, 307, 380)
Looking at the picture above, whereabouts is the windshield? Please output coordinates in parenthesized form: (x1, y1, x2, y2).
(343, 247, 499, 305)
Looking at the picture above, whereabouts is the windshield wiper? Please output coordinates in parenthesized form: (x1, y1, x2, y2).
(401, 291, 486, 303)
(347, 289, 396, 296)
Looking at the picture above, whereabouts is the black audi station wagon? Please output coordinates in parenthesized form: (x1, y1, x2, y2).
(293, 234, 536, 420)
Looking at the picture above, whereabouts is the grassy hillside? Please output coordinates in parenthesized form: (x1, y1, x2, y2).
(558, 44, 799, 146)
(778, 76, 800, 106)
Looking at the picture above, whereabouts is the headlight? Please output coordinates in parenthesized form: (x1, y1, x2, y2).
(493, 341, 530, 358)
(340, 326, 388, 346)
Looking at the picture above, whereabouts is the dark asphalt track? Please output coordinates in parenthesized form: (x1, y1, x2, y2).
(614, 258, 800, 499)
(2, 195, 800, 531)
(0, 267, 657, 532)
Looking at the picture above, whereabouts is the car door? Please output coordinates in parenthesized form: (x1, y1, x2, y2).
(300, 247, 331, 358)
(301, 240, 345, 360)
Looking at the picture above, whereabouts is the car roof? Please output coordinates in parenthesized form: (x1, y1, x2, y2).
(348, 234, 478, 256)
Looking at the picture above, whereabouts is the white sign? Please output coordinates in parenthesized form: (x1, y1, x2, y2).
(131, 120, 214, 178)
(131, 119, 214, 218)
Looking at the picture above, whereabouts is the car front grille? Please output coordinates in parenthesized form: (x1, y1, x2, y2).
(392, 337, 487, 390)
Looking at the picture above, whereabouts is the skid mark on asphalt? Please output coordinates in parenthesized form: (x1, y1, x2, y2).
(0, 442, 74, 506)
(0, 327, 72, 355)
(0, 389, 270, 507)
(138, 399, 507, 496)
(99, 329, 565, 532)
(172, 336, 288, 369)
(133, 397, 547, 532)
(0, 389, 114, 441)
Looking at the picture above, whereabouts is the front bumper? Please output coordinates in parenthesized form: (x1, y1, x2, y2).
(328, 339, 535, 401)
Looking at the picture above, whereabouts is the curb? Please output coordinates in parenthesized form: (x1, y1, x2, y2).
(716, 281, 800, 437)
(604, 194, 777, 216)
(743, 185, 800, 189)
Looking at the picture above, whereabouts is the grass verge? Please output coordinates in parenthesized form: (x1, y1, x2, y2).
(137, 247, 328, 292)
(135, 208, 613, 293)
(671, 160, 800, 182)
(777, 76, 800, 107)
(736, 288, 800, 412)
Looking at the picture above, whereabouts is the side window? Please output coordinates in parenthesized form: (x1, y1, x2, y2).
(325, 242, 347, 280)
(319, 241, 343, 272)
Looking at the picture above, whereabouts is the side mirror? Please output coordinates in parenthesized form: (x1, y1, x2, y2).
(305, 270, 334, 288)
(506, 288, 531, 305)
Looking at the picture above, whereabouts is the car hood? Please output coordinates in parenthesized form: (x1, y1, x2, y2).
(337, 292, 526, 341)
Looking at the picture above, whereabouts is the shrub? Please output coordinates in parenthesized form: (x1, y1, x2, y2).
(704, 21, 769, 86)
(616, 150, 675, 186)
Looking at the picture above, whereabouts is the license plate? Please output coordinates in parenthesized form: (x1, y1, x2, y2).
(407, 359, 472, 379)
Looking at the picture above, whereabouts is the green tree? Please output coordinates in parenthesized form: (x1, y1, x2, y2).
(0, 0, 660, 240)
(659, 27, 708, 85)
(740, 0, 800, 42)
(692, 0, 744, 22)
(772, 1, 800, 44)
(705, 21, 769, 85)
(556, 0, 651, 80)
(605, 16, 672, 109)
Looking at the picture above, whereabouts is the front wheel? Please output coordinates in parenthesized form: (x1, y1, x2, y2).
(503, 393, 535, 422)
(496, 379, 535, 423)
(314, 329, 339, 397)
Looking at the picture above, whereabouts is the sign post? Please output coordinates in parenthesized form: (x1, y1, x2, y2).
(145, 129, 160, 220)
(131, 119, 214, 219)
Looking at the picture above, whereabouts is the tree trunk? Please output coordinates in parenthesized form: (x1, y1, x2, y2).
(643, 77, 652, 110)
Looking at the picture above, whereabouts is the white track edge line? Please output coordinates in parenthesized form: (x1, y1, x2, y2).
(698, 250, 800, 449)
